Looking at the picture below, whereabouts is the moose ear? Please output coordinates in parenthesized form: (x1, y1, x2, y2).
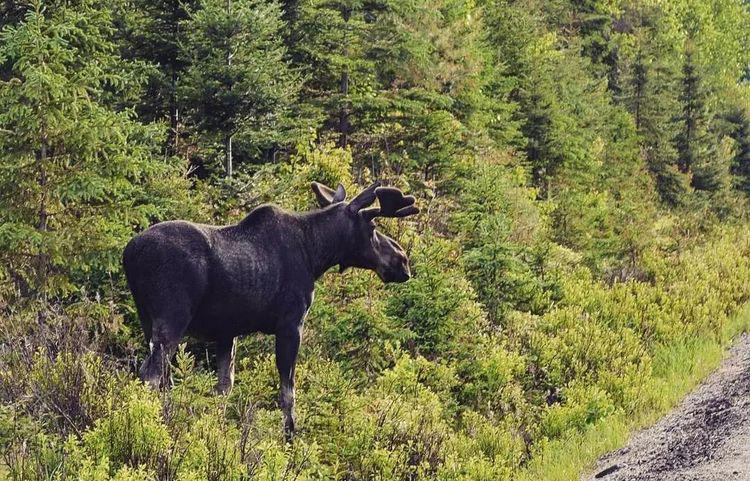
(332, 183, 347, 203)
(312, 181, 346, 207)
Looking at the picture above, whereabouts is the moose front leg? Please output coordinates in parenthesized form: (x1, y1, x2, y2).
(215, 336, 237, 395)
(275, 325, 301, 441)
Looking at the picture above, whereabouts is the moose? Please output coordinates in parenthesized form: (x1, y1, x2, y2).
(122, 181, 418, 438)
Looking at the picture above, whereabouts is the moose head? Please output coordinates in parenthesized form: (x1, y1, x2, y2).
(311, 181, 419, 283)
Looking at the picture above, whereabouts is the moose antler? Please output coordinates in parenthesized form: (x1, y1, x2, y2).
(347, 181, 381, 213)
(360, 186, 419, 221)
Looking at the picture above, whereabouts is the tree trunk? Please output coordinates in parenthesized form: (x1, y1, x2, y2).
(226, 134, 233, 178)
(337, 7, 351, 148)
(167, 69, 179, 157)
(225, 0, 234, 177)
(632, 51, 645, 131)
(166, 0, 181, 157)
(339, 67, 349, 148)
(36, 133, 49, 298)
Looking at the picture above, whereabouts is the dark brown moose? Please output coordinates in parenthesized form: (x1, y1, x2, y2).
(122, 181, 418, 438)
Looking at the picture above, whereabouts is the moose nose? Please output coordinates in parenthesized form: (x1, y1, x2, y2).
(395, 254, 411, 282)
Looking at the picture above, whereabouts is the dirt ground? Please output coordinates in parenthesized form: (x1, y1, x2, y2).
(583, 332, 750, 481)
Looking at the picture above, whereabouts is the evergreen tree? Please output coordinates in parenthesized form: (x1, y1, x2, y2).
(517, 37, 605, 199)
(281, 0, 374, 148)
(617, 2, 689, 206)
(546, 0, 622, 92)
(675, 44, 732, 195)
(675, 47, 709, 179)
(115, 0, 197, 156)
(0, 0, 192, 297)
(728, 108, 750, 196)
(520, 65, 560, 194)
(180, 0, 300, 177)
(283, 0, 496, 180)
(355, 0, 482, 180)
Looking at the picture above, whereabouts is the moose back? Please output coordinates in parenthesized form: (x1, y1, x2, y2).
(123, 181, 418, 438)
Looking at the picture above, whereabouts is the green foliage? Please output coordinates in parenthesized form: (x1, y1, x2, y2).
(451, 155, 558, 320)
(180, 0, 300, 175)
(386, 235, 488, 360)
(4, 227, 750, 480)
(310, 271, 412, 374)
(0, 0, 196, 297)
(82, 382, 171, 471)
(113, 0, 196, 150)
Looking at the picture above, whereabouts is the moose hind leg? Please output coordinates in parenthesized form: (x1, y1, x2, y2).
(215, 336, 237, 395)
(139, 312, 190, 389)
(140, 341, 172, 389)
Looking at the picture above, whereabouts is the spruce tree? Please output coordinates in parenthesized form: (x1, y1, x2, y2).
(115, 0, 197, 156)
(356, 0, 481, 179)
(0, 0, 192, 298)
(675, 47, 708, 177)
(280, 0, 373, 148)
(676, 45, 731, 194)
(728, 108, 750, 196)
(548, 0, 621, 92)
(617, 2, 689, 206)
(283, 0, 492, 180)
(635, 64, 688, 205)
(180, 0, 300, 177)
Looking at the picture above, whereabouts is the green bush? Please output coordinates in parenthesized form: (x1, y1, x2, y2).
(82, 382, 171, 472)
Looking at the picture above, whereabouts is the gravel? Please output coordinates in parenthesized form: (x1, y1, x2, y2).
(583, 332, 750, 481)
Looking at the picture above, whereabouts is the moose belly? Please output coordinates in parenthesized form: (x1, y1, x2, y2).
(189, 297, 275, 340)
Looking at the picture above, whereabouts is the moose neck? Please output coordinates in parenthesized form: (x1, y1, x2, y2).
(299, 207, 351, 279)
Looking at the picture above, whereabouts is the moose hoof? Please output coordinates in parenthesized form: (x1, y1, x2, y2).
(214, 382, 233, 396)
(283, 417, 296, 443)
(140, 370, 162, 390)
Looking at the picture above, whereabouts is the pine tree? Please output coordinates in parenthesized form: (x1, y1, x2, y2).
(180, 0, 300, 177)
(0, 0, 193, 298)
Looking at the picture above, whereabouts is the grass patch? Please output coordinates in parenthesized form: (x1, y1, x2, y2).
(516, 302, 750, 481)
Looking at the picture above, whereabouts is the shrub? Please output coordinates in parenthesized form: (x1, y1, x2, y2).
(386, 235, 488, 360)
(82, 382, 171, 472)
